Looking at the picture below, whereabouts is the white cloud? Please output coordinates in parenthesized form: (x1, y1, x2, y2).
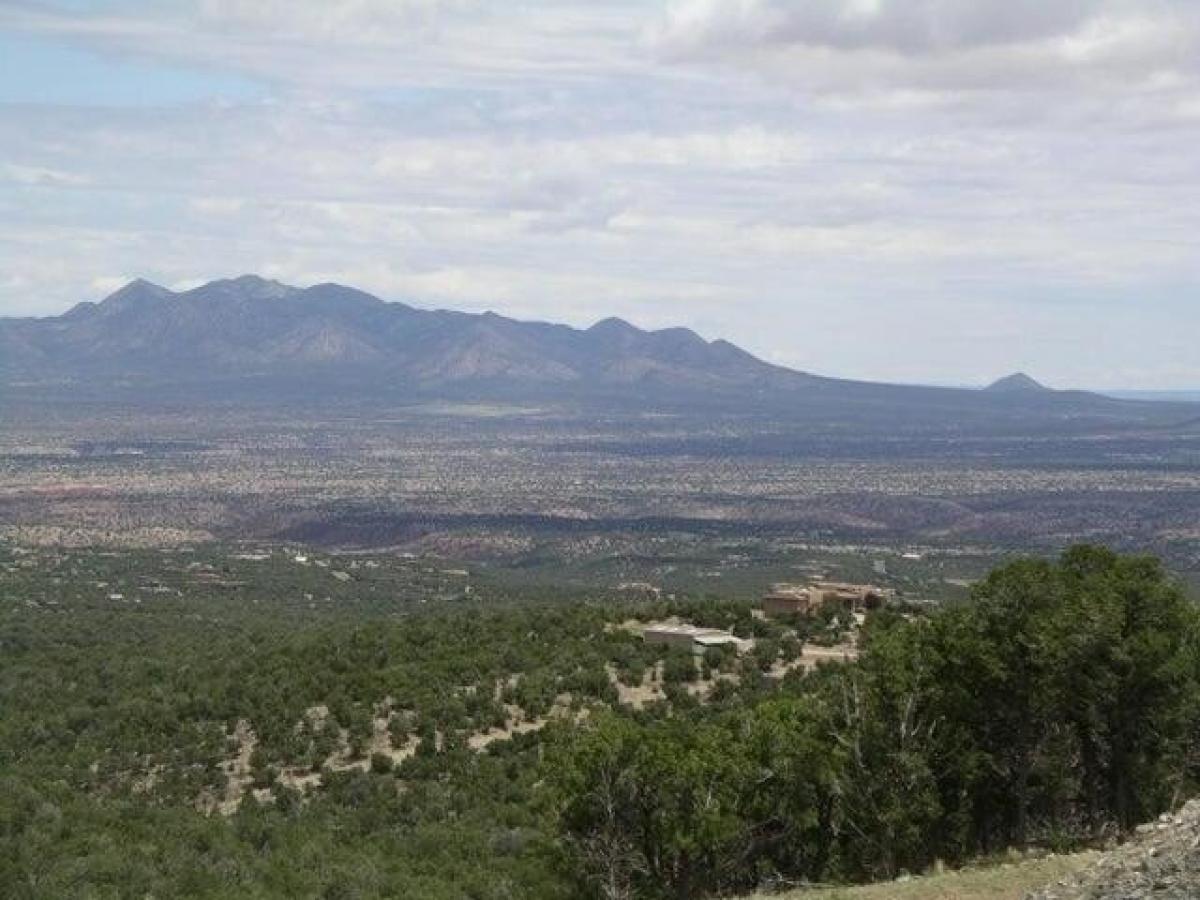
(197, 0, 472, 41)
(654, 0, 1104, 56)
(1, 162, 91, 187)
(0, 0, 646, 91)
(190, 196, 246, 216)
(651, 0, 1200, 104)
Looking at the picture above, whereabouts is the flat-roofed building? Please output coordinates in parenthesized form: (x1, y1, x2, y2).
(761, 583, 815, 617)
(642, 623, 746, 653)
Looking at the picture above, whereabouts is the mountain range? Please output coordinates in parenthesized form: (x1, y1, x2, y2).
(0, 275, 797, 392)
(1, 275, 1192, 431)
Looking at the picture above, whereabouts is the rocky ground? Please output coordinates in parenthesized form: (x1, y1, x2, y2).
(764, 854, 1097, 900)
(1028, 800, 1200, 900)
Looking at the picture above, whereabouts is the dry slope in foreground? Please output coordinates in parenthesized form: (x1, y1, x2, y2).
(1028, 799, 1200, 900)
(757, 853, 1097, 900)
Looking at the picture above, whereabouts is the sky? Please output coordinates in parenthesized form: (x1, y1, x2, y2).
(1, 0, 1198, 389)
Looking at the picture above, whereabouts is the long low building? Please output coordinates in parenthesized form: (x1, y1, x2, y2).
(642, 623, 746, 653)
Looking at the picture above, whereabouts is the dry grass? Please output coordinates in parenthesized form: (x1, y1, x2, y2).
(757, 852, 1099, 900)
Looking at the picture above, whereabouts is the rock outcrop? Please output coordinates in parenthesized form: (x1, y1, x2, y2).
(1028, 800, 1200, 900)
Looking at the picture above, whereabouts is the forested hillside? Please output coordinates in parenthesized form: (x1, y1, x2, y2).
(2, 545, 1198, 898)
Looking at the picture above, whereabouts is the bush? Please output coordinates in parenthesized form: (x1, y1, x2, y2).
(369, 752, 394, 774)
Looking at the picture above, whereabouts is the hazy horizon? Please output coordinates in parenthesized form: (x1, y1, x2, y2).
(3, 1, 1199, 389)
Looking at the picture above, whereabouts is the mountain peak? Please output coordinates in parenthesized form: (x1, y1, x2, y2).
(986, 372, 1051, 393)
(121, 277, 169, 293)
(193, 274, 294, 301)
(589, 317, 640, 335)
(229, 274, 281, 288)
(95, 278, 173, 314)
